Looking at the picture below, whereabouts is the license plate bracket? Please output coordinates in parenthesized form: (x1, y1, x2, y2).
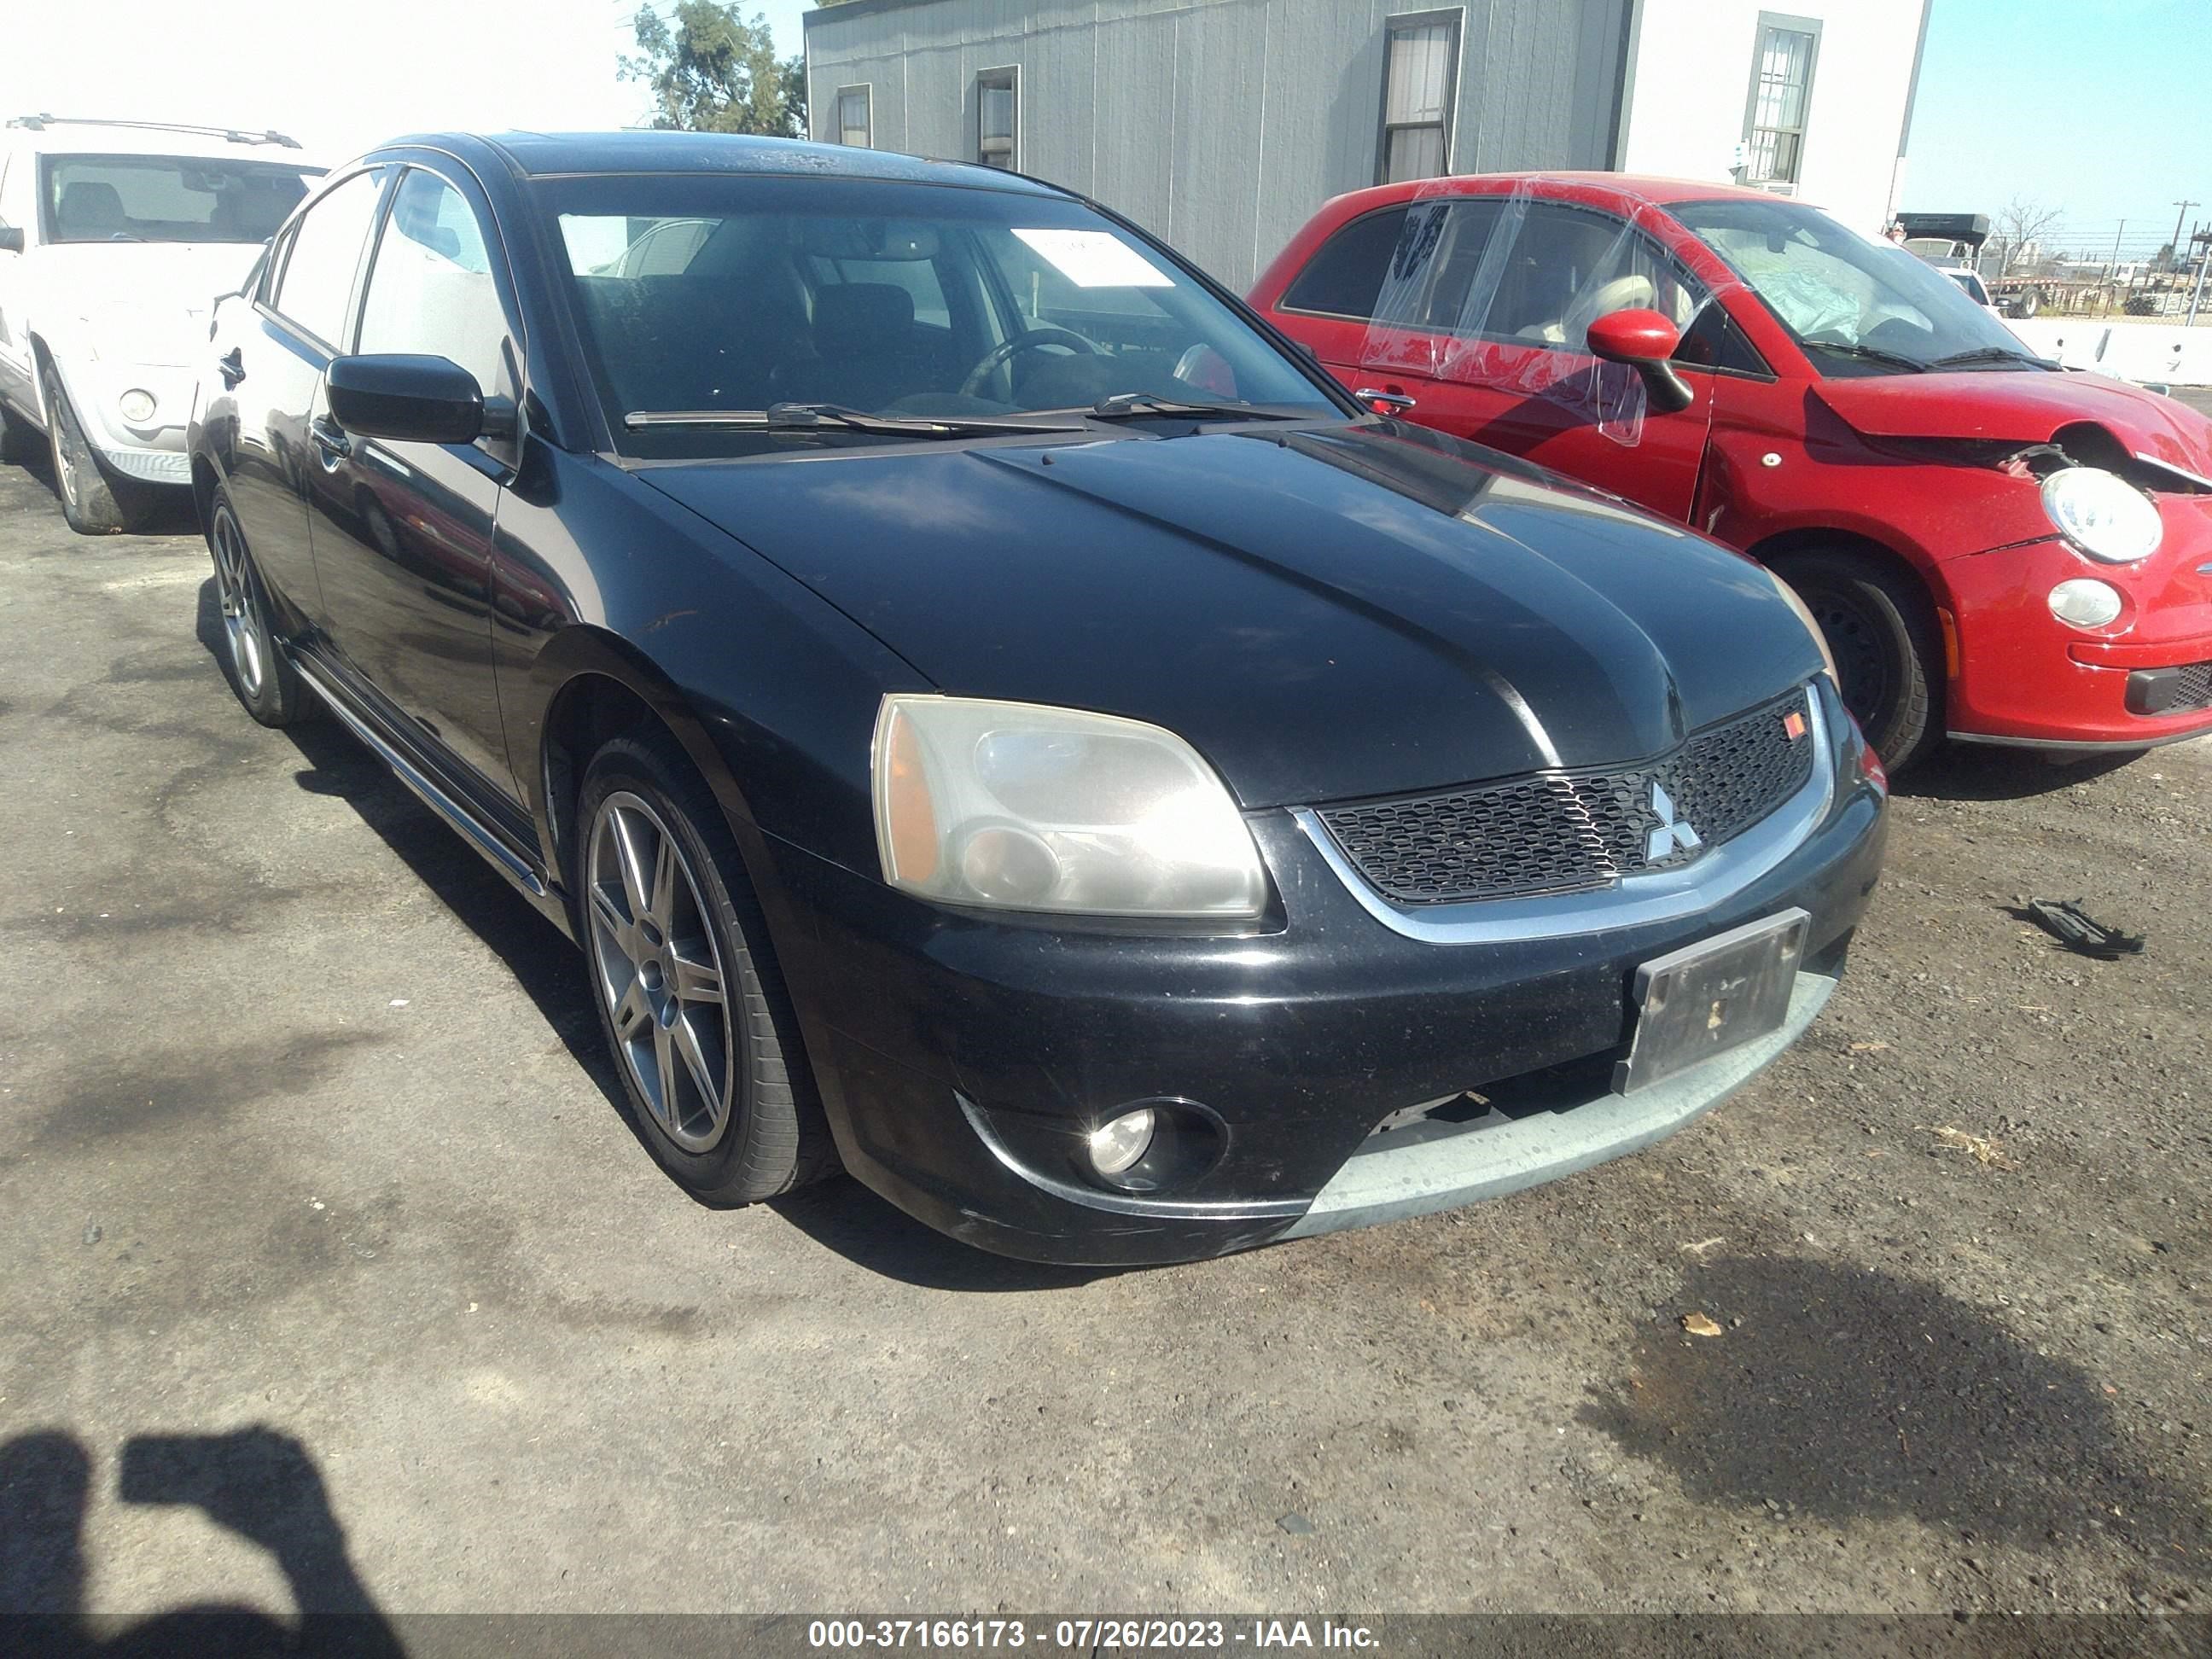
(1612, 908, 1810, 1095)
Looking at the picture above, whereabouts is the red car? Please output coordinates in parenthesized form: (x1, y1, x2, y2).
(1251, 174, 2212, 768)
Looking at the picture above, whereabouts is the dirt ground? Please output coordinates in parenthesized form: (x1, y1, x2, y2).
(0, 431, 2206, 1630)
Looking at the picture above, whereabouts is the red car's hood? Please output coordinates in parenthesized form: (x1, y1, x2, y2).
(1812, 371, 2212, 480)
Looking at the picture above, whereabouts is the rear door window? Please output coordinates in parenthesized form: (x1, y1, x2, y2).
(1281, 207, 1411, 320)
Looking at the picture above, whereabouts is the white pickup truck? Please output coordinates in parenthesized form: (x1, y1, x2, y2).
(0, 116, 325, 532)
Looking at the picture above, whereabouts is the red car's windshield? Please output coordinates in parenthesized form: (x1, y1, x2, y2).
(1673, 197, 2039, 375)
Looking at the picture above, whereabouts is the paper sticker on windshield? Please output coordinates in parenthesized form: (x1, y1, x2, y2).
(1013, 229, 1174, 288)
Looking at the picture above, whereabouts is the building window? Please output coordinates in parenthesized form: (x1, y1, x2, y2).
(1741, 14, 1820, 189)
(837, 85, 872, 148)
(1377, 13, 1460, 186)
(977, 69, 1017, 169)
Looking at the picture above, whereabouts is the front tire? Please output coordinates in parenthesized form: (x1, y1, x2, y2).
(207, 488, 309, 726)
(1775, 548, 1943, 772)
(41, 362, 146, 534)
(575, 733, 836, 1204)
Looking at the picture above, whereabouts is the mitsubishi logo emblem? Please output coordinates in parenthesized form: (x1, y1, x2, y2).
(1647, 782, 1703, 862)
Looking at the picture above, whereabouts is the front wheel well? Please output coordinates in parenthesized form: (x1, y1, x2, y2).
(190, 456, 220, 536)
(540, 672, 667, 885)
(1750, 529, 1944, 613)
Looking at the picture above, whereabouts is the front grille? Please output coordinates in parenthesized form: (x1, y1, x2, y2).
(2171, 661, 2212, 713)
(1315, 686, 1818, 905)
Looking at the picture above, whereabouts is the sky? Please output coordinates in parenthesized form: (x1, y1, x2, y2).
(3, 0, 2203, 262)
(0, 0, 814, 163)
(1899, 0, 2212, 262)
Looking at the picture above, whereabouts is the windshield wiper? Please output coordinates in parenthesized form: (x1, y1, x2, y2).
(1085, 393, 1308, 422)
(1803, 341, 1929, 374)
(622, 402, 1076, 437)
(1925, 345, 2057, 370)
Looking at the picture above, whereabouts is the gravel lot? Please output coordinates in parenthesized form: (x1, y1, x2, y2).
(0, 429, 2205, 1627)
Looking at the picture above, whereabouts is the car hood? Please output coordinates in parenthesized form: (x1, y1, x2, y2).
(26, 242, 264, 365)
(1812, 370, 2212, 477)
(641, 423, 1824, 809)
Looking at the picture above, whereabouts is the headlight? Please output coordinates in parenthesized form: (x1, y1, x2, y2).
(872, 696, 1267, 919)
(1767, 568, 1840, 686)
(2040, 467, 2163, 564)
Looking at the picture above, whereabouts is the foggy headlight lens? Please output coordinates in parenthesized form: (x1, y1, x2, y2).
(2040, 467, 2163, 564)
(118, 388, 156, 423)
(1768, 568, 1840, 686)
(2047, 578, 2123, 628)
(873, 696, 1267, 919)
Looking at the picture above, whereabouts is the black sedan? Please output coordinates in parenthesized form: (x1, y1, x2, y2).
(187, 132, 1887, 1266)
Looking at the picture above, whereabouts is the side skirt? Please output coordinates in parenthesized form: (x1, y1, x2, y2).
(288, 650, 577, 942)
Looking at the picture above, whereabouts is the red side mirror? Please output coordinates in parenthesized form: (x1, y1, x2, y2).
(1586, 307, 1680, 364)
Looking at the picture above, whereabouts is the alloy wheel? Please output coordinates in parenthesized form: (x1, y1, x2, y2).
(585, 792, 735, 1152)
(211, 506, 267, 699)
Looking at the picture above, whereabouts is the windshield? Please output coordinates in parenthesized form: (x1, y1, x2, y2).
(537, 173, 1339, 455)
(39, 153, 323, 245)
(1672, 198, 2033, 375)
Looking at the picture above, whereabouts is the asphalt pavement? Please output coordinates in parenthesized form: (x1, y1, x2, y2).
(0, 443, 2205, 1626)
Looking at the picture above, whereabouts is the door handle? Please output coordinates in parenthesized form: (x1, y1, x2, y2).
(218, 347, 244, 388)
(310, 415, 351, 466)
(1354, 387, 1417, 415)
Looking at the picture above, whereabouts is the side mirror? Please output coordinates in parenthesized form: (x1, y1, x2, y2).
(0, 225, 24, 254)
(326, 353, 507, 445)
(1585, 307, 1695, 414)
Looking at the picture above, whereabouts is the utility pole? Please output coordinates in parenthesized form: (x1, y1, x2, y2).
(2169, 200, 2199, 270)
(2109, 220, 2126, 278)
(2189, 224, 2210, 327)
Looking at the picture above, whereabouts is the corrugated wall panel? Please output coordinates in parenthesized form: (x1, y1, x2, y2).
(804, 0, 1634, 289)
(1088, 9, 1182, 241)
(1163, 0, 1269, 276)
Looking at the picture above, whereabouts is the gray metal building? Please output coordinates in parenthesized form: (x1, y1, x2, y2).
(803, 0, 1635, 291)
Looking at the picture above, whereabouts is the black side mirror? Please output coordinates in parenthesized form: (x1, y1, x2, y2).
(327, 353, 509, 445)
(0, 225, 24, 254)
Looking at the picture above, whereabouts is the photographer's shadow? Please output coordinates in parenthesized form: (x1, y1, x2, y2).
(0, 1426, 401, 1657)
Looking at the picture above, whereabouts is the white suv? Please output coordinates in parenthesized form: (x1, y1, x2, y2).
(0, 116, 325, 532)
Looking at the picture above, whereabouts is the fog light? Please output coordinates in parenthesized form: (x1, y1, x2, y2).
(2047, 578, 2122, 629)
(1087, 1108, 1155, 1177)
(118, 388, 156, 423)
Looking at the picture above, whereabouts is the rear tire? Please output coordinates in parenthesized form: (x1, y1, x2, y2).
(207, 487, 310, 727)
(41, 361, 147, 534)
(574, 732, 837, 1204)
(1774, 548, 1943, 773)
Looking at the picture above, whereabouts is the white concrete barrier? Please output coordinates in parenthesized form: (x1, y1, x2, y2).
(2006, 317, 2212, 386)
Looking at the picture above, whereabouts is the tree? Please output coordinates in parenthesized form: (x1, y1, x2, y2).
(1990, 195, 2064, 276)
(620, 3, 806, 137)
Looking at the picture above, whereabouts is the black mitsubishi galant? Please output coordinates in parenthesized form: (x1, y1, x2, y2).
(188, 132, 1887, 1265)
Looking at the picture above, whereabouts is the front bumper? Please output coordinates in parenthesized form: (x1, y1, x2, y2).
(61, 357, 195, 485)
(1944, 506, 2212, 748)
(760, 683, 1887, 1266)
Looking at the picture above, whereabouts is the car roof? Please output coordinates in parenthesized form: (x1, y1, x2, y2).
(388, 130, 1065, 199)
(1333, 171, 1813, 213)
(5, 118, 323, 165)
